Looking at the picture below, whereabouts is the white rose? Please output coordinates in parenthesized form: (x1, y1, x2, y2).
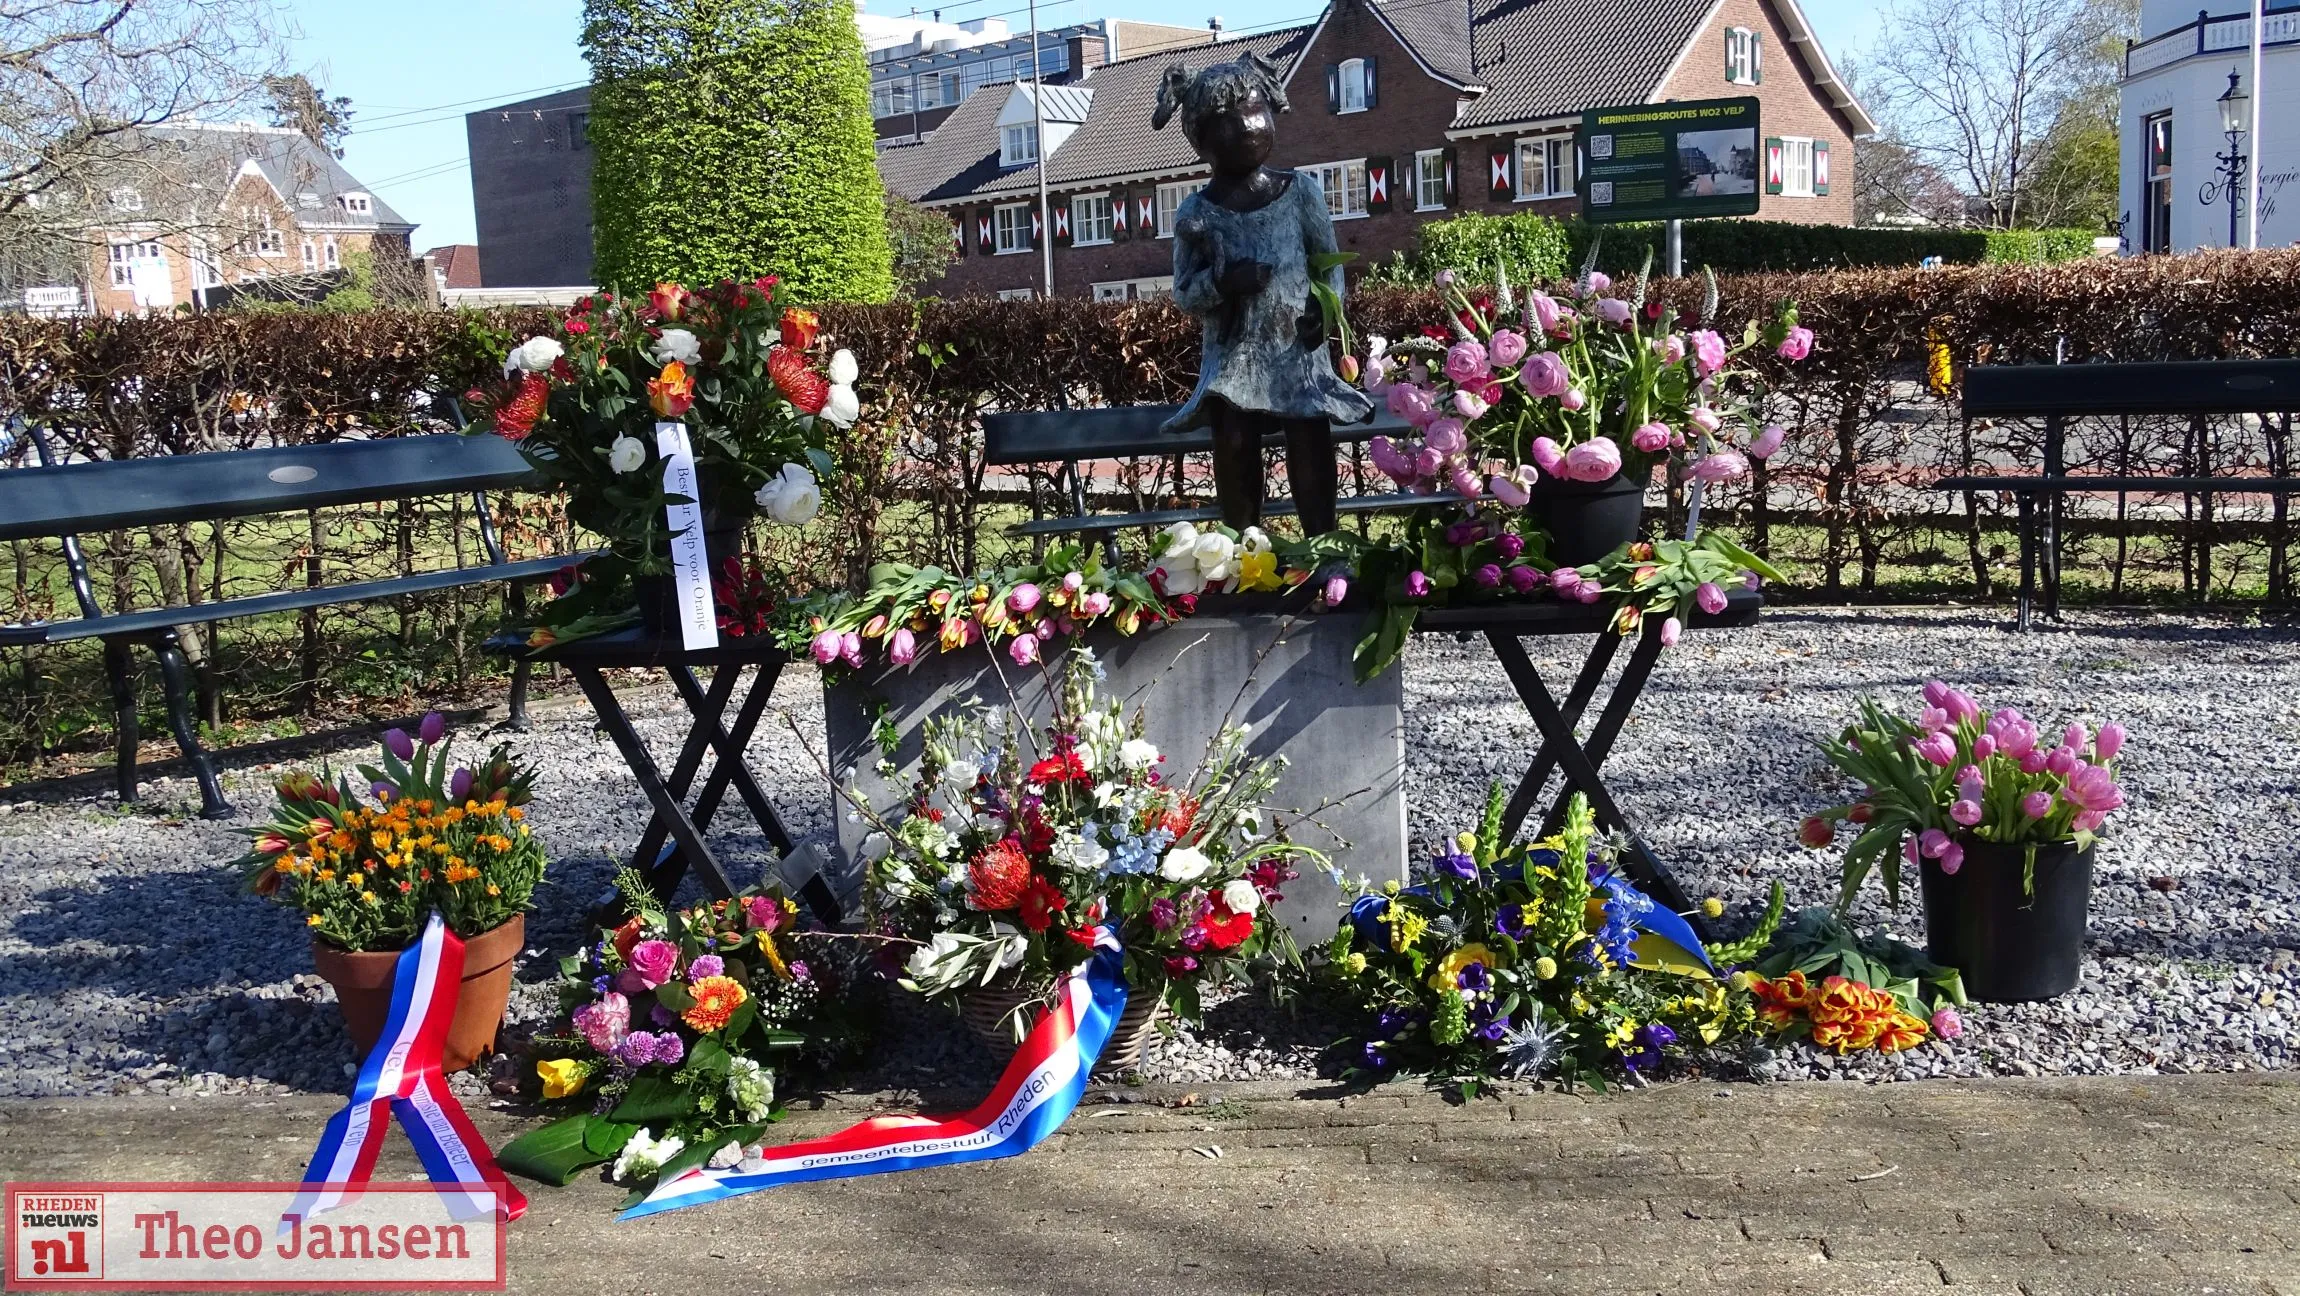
(1221, 878, 1261, 914)
(608, 434, 647, 474)
(1161, 522, 1200, 560)
(1159, 845, 1213, 882)
(755, 462, 821, 525)
(1193, 532, 1238, 582)
(503, 335, 563, 377)
(1118, 738, 1160, 770)
(828, 348, 859, 385)
(822, 383, 861, 429)
(651, 328, 701, 366)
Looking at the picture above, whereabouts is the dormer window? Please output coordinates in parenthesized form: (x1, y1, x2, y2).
(339, 192, 372, 215)
(298, 191, 320, 209)
(1328, 59, 1376, 114)
(1001, 122, 1039, 167)
(108, 188, 142, 212)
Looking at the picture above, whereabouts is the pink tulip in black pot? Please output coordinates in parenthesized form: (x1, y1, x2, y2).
(1526, 463, 1652, 567)
(1920, 838, 2092, 1002)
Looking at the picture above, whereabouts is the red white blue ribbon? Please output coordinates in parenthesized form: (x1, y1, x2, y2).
(291, 913, 526, 1225)
(622, 929, 1130, 1219)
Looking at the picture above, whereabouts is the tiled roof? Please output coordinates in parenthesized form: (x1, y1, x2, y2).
(152, 123, 415, 230)
(1033, 82, 1095, 123)
(1368, 0, 1478, 88)
(881, 26, 1314, 205)
(422, 244, 482, 289)
(1451, 0, 1714, 131)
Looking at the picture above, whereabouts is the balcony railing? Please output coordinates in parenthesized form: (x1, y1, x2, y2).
(2128, 3, 2300, 76)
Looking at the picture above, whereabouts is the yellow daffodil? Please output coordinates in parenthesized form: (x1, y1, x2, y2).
(1236, 550, 1281, 592)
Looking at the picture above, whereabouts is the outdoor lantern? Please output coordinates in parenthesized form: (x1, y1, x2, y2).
(2219, 70, 2248, 135)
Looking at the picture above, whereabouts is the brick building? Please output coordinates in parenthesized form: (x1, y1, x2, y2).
(882, 0, 1873, 299)
(46, 122, 416, 316)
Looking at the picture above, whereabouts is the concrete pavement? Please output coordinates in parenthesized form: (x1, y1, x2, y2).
(4, 1075, 2297, 1294)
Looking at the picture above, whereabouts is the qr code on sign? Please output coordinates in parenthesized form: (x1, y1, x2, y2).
(1589, 134, 1615, 160)
(1590, 181, 1614, 205)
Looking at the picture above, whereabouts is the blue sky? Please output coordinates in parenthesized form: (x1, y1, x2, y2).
(292, 0, 1887, 250)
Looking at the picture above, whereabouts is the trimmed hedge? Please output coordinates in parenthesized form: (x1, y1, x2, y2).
(5, 251, 2297, 765)
(1369, 213, 2104, 284)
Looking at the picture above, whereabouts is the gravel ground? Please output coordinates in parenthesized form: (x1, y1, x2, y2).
(2, 605, 2296, 1099)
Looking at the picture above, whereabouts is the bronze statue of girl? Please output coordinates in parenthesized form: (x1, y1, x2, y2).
(1154, 52, 1372, 536)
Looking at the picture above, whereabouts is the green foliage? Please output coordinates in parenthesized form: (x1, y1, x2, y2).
(583, 0, 893, 303)
(1379, 212, 2100, 284)
(883, 186, 957, 295)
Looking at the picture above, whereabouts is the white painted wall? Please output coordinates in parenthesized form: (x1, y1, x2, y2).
(2120, 44, 2300, 251)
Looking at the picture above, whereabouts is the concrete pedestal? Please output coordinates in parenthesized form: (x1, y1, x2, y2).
(822, 612, 1408, 944)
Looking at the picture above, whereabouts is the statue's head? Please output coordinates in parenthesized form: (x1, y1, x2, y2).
(1152, 52, 1288, 177)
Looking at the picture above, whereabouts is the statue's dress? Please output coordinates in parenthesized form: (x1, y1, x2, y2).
(1162, 169, 1376, 433)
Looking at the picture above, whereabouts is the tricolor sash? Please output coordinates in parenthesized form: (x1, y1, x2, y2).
(622, 930, 1130, 1219)
(292, 914, 526, 1225)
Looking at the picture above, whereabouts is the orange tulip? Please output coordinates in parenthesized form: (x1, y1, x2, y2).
(648, 361, 696, 418)
(779, 307, 820, 351)
(648, 282, 689, 321)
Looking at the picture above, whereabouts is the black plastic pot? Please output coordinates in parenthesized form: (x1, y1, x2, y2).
(1920, 838, 2093, 1003)
(1525, 462, 1653, 567)
(636, 516, 748, 640)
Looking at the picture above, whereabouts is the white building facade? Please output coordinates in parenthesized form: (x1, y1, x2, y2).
(2120, 1, 2300, 252)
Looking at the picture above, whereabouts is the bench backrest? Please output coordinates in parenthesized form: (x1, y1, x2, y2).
(0, 433, 542, 543)
(1964, 359, 2300, 419)
(981, 405, 1411, 466)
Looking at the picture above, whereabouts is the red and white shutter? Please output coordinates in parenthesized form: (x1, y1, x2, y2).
(951, 213, 966, 258)
(1814, 142, 1831, 196)
(1442, 146, 1459, 207)
(1031, 207, 1043, 243)
(1051, 204, 1069, 244)
(1764, 138, 1785, 195)
(977, 210, 995, 255)
(1111, 192, 1129, 238)
(1138, 193, 1156, 233)
(1366, 157, 1390, 211)
(1489, 144, 1514, 200)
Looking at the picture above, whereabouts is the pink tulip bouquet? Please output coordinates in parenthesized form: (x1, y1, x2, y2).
(1800, 682, 2131, 907)
(1352, 256, 1811, 498)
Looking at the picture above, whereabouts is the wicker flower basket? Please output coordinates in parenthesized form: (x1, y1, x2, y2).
(958, 985, 1164, 1075)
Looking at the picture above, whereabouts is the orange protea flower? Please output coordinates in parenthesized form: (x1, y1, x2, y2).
(647, 360, 695, 418)
(966, 838, 1033, 911)
(767, 345, 828, 414)
(493, 371, 550, 440)
(778, 306, 820, 350)
(1157, 795, 1199, 843)
(682, 975, 748, 1032)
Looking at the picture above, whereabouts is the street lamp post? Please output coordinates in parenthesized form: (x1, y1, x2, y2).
(2213, 70, 2250, 250)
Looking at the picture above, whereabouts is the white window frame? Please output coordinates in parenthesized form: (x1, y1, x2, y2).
(1000, 122, 1039, 168)
(1092, 275, 1175, 302)
(1412, 149, 1448, 211)
(1725, 27, 1759, 85)
(339, 192, 372, 216)
(1309, 159, 1369, 221)
(1779, 136, 1816, 198)
(1338, 58, 1368, 114)
(996, 287, 1035, 300)
(1071, 192, 1114, 246)
(993, 202, 1033, 254)
(189, 238, 221, 289)
(1155, 180, 1204, 238)
(1515, 134, 1575, 201)
(108, 187, 142, 212)
(107, 241, 161, 287)
(918, 71, 957, 109)
(322, 237, 340, 269)
(301, 238, 317, 270)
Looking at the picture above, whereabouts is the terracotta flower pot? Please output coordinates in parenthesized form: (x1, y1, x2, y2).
(310, 914, 526, 1072)
(959, 984, 1164, 1076)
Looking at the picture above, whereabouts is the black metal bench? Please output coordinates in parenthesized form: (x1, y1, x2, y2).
(983, 404, 1423, 539)
(1938, 359, 2300, 630)
(0, 420, 580, 818)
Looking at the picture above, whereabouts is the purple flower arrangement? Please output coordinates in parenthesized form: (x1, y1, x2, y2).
(1803, 682, 2132, 905)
